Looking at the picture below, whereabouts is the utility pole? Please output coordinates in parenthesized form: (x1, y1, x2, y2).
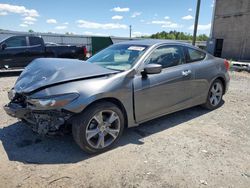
(129, 25, 132, 39)
(192, 0, 201, 46)
(210, 0, 216, 38)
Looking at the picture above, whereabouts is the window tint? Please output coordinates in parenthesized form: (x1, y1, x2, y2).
(5, 36, 27, 48)
(187, 48, 206, 62)
(146, 46, 184, 68)
(29, 37, 42, 46)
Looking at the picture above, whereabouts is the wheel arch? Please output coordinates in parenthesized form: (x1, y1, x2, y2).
(209, 74, 226, 94)
(82, 97, 128, 128)
(214, 76, 226, 94)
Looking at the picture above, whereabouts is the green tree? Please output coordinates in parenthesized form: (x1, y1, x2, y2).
(144, 30, 208, 41)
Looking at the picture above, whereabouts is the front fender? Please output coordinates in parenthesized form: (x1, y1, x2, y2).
(29, 73, 136, 127)
(63, 89, 136, 127)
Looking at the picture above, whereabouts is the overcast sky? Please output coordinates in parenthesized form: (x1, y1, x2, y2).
(0, 0, 215, 37)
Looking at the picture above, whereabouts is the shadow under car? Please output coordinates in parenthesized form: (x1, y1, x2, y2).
(0, 105, 218, 164)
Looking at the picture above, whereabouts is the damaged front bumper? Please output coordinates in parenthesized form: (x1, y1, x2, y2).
(4, 102, 73, 135)
(4, 102, 28, 118)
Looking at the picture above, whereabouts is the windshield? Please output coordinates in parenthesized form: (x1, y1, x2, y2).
(87, 44, 148, 71)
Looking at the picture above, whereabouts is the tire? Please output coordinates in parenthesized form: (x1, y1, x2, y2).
(202, 79, 224, 110)
(72, 101, 124, 154)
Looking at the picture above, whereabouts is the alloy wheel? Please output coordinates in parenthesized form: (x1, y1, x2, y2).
(209, 82, 223, 106)
(85, 110, 121, 149)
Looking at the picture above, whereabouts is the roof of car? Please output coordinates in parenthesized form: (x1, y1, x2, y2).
(116, 39, 192, 47)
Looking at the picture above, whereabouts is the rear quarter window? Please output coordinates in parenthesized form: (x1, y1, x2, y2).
(29, 37, 42, 46)
(186, 47, 206, 63)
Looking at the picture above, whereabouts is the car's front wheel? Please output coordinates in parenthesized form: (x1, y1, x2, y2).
(203, 79, 224, 110)
(72, 102, 124, 154)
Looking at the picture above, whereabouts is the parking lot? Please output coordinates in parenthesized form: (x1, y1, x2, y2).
(0, 71, 249, 188)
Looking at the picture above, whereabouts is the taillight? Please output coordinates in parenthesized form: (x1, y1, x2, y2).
(83, 46, 87, 56)
(224, 60, 230, 71)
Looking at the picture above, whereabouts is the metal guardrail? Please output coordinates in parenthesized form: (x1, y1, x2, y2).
(231, 61, 250, 72)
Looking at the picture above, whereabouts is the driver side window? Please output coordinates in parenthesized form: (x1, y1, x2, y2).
(146, 45, 185, 69)
(5, 36, 27, 48)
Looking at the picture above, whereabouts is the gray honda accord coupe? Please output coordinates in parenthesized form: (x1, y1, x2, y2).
(4, 40, 230, 153)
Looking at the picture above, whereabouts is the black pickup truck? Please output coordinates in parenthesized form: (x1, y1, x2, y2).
(0, 35, 87, 69)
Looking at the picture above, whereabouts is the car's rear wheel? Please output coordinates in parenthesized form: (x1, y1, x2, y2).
(72, 102, 124, 154)
(202, 79, 224, 110)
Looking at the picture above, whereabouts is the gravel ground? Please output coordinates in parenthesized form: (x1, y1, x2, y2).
(0, 71, 249, 188)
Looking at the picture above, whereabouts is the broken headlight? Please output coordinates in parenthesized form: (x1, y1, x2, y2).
(27, 93, 79, 108)
(8, 89, 16, 101)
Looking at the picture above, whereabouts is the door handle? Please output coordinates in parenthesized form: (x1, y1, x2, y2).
(182, 70, 192, 76)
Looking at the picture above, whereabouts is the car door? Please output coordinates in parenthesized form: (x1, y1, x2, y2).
(0, 36, 28, 69)
(133, 45, 195, 123)
(25, 36, 45, 66)
(184, 47, 209, 103)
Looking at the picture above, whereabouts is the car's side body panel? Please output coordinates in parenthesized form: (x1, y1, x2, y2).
(0, 36, 29, 68)
(133, 63, 195, 123)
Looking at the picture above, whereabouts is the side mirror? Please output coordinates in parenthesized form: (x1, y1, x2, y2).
(1, 43, 7, 50)
(142, 64, 162, 75)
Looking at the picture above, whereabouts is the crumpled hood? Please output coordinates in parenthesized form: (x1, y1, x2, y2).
(14, 58, 118, 93)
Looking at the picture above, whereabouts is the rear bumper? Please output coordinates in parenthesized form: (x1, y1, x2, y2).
(224, 72, 230, 94)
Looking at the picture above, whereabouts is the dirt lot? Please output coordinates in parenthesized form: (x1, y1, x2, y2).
(0, 72, 249, 188)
